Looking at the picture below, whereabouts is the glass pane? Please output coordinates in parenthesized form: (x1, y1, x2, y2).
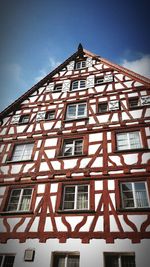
(117, 133, 128, 150)
(135, 191, 148, 207)
(122, 183, 132, 191)
(67, 105, 76, 118)
(78, 104, 86, 116)
(78, 185, 88, 193)
(80, 80, 86, 88)
(11, 189, 21, 196)
(72, 81, 78, 90)
(98, 103, 107, 112)
(105, 255, 119, 267)
(0, 256, 3, 266)
(129, 98, 139, 108)
(54, 255, 66, 267)
(64, 201, 74, 210)
(68, 256, 79, 267)
(129, 132, 141, 149)
(64, 142, 73, 156)
(46, 112, 55, 120)
(121, 255, 135, 267)
(3, 256, 15, 267)
(74, 140, 83, 155)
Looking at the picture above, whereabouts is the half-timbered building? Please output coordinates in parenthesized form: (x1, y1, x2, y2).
(0, 44, 150, 267)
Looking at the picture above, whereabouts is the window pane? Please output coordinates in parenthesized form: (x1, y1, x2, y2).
(3, 256, 15, 267)
(98, 103, 108, 113)
(129, 132, 141, 149)
(134, 183, 148, 208)
(64, 187, 75, 210)
(129, 98, 139, 108)
(74, 140, 83, 155)
(72, 81, 78, 90)
(19, 188, 32, 211)
(105, 255, 119, 267)
(7, 189, 21, 211)
(46, 111, 55, 120)
(80, 80, 86, 88)
(63, 141, 73, 156)
(121, 255, 135, 267)
(116, 133, 128, 150)
(121, 183, 134, 208)
(53, 255, 65, 267)
(77, 186, 88, 209)
(12, 144, 33, 161)
(67, 256, 79, 267)
(67, 105, 76, 118)
(77, 104, 86, 116)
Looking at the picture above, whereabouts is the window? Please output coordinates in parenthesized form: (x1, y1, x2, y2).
(6, 187, 33, 212)
(63, 184, 89, 210)
(19, 115, 30, 124)
(75, 61, 86, 69)
(54, 84, 62, 92)
(104, 253, 135, 267)
(95, 76, 104, 84)
(52, 253, 79, 267)
(11, 143, 34, 161)
(121, 182, 149, 209)
(128, 98, 140, 108)
(116, 131, 142, 151)
(66, 103, 87, 120)
(0, 255, 15, 267)
(45, 111, 55, 120)
(98, 102, 108, 113)
(63, 139, 83, 156)
(71, 80, 86, 91)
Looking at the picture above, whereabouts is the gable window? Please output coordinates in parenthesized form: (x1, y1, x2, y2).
(52, 253, 79, 267)
(19, 115, 30, 124)
(6, 187, 33, 212)
(75, 61, 86, 70)
(0, 255, 15, 267)
(63, 139, 83, 156)
(128, 98, 140, 108)
(71, 80, 86, 91)
(98, 102, 108, 113)
(116, 131, 142, 151)
(95, 76, 104, 84)
(54, 84, 62, 92)
(45, 110, 55, 120)
(104, 253, 135, 267)
(11, 143, 34, 161)
(66, 103, 87, 120)
(63, 184, 89, 210)
(121, 181, 149, 209)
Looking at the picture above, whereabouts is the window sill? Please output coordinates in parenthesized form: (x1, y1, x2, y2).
(0, 211, 34, 216)
(114, 148, 149, 153)
(57, 209, 95, 214)
(64, 117, 89, 123)
(57, 154, 87, 159)
(6, 159, 33, 164)
(118, 207, 150, 213)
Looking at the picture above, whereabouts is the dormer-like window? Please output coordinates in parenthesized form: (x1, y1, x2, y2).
(53, 84, 62, 92)
(71, 80, 86, 91)
(128, 97, 140, 109)
(75, 61, 86, 70)
(19, 115, 30, 124)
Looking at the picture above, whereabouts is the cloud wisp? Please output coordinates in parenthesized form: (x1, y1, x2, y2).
(121, 54, 150, 78)
(35, 57, 61, 82)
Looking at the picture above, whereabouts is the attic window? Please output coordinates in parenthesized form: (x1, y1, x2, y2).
(95, 76, 104, 84)
(71, 80, 86, 91)
(75, 61, 86, 70)
(45, 110, 55, 120)
(19, 115, 30, 124)
(53, 84, 62, 92)
(128, 98, 140, 108)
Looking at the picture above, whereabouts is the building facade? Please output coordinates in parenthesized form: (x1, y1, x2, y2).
(0, 44, 150, 267)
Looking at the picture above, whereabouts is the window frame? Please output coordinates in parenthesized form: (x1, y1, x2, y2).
(104, 252, 136, 267)
(62, 138, 83, 157)
(75, 61, 86, 70)
(71, 80, 86, 91)
(0, 255, 15, 267)
(62, 184, 90, 211)
(120, 181, 150, 209)
(128, 97, 140, 109)
(116, 131, 142, 151)
(98, 102, 108, 113)
(10, 143, 34, 162)
(66, 102, 87, 120)
(19, 114, 30, 124)
(52, 252, 80, 267)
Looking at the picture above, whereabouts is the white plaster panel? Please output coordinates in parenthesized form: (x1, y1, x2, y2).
(39, 162, 49, 172)
(0, 144, 4, 153)
(37, 184, 45, 193)
(107, 132, 111, 140)
(50, 196, 56, 212)
(44, 217, 53, 231)
(37, 140, 42, 148)
(130, 110, 142, 119)
(11, 165, 22, 174)
(109, 215, 119, 231)
(95, 85, 106, 93)
(115, 74, 124, 81)
(79, 216, 94, 231)
(51, 161, 61, 170)
(65, 216, 84, 231)
(35, 197, 42, 210)
(23, 163, 34, 173)
(134, 81, 143, 86)
(94, 216, 103, 231)
(0, 186, 6, 195)
(145, 127, 150, 136)
(29, 217, 39, 232)
(111, 113, 118, 122)
(89, 133, 102, 142)
(124, 81, 133, 88)
(145, 108, 150, 117)
(109, 193, 116, 209)
(34, 151, 39, 161)
(0, 128, 7, 135)
(0, 218, 7, 232)
(43, 122, 54, 130)
(45, 95, 50, 101)
(16, 218, 30, 232)
(123, 154, 138, 165)
(107, 143, 112, 153)
(0, 166, 9, 175)
(118, 215, 133, 232)
(54, 121, 61, 128)
(64, 159, 78, 169)
(35, 124, 42, 131)
(115, 83, 125, 89)
(95, 194, 102, 210)
(106, 84, 113, 91)
(7, 218, 21, 231)
(8, 128, 15, 135)
(95, 181, 103, 190)
(45, 149, 56, 158)
(79, 158, 91, 168)
(27, 125, 34, 132)
(16, 125, 27, 133)
(50, 183, 58, 193)
(91, 105, 96, 113)
(89, 117, 97, 124)
(88, 144, 100, 154)
(6, 144, 11, 152)
(142, 153, 150, 164)
(109, 156, 122, 166)
(2, 155, 7, 163)
(97, 114, 109, 123)
(127, 215, 147, 231)
(121, 112, 131, 120)
(108, 180, 115, 190)
(55, 218, 68, 231)
(91, 157, 103, 167)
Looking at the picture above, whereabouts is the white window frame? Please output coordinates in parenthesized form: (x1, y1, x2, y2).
(104, 253, 135, 267)
(66, 103, 87, 120)
(75, 61, 86, 70)
(116, 131, 142, 151)
(0, 255, 15, 267)
(71, 80, 86, 91)
(7, 188, 33, 212)
(11, 143, 34, 161)
(62, 184, 89, 210)
(121, 181, 149, 209)
(63, 139, 83, 156)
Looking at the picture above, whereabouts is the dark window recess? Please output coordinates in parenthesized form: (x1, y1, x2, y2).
(19, 115, 30, 124)
(0, 255, 15, 267)
(129, 98, 139, 108)
(98, 103, 108, 113)
(53, 254, 79, 267)
(105, 254, 135, 267)
(45, 111, 55, 120)
(95, 76, 104, 84)
(54, 85, 62, 92)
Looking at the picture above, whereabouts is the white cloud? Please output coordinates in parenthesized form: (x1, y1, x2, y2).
(121, 54, 150, 78)
(35, 57, 61, 82)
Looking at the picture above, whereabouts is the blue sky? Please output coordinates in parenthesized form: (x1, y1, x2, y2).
(0, 0, 150, 112)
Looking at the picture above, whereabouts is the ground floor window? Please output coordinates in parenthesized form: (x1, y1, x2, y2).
(0, 255, 15, 267)
(52, 252, 79, 267)
(104, 253, 135, 267)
